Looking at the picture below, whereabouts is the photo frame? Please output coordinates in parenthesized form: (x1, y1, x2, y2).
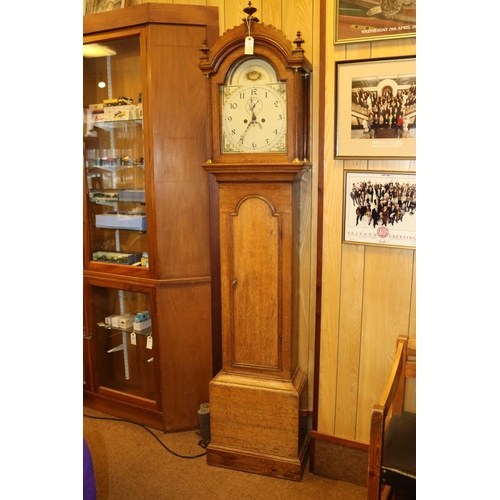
(335, 56, 416, 159)
(343, 170, 416, 249)
(85, 0, 125, 16)
(334, 0, 416, 44)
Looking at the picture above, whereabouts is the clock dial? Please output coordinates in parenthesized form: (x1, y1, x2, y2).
(222, 83, 286, 153)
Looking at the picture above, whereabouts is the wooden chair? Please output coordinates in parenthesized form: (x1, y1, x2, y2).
(367, 336, 416, 500)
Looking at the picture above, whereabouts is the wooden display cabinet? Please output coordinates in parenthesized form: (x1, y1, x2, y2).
(83, 3, 219, 432)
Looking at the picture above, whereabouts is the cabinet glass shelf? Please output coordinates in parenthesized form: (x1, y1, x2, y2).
(91, 120, 143, 132)
(84, 35, 147, 264)
(91, 285, 155, 401)
(90, 227, 147, 233)
(97, 322, 152, 337)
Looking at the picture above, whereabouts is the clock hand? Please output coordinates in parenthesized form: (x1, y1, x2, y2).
(239, 116, 262, 145)
(247, 97, 258, 113)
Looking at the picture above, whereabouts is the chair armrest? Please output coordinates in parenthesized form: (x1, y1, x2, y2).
(378, 337, 407, 415)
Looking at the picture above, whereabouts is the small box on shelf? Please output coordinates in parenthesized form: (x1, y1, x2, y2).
(89, 190, 119, 202)
(118, 188, 146, 203)
(104, 104, 139, 121)
(108, 314, 134, 329)
(92, 251, 143, 265)
(95, 211, 147, 231)
(92, 113, 105, 124)
(133, 318, 152, 332)
(119, 314, 135, 329)
(89, 103, 104, 112)
(105, 314, 119, 326)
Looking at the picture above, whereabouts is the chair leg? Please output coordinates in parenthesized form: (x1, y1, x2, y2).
(381, 485, 394, 500)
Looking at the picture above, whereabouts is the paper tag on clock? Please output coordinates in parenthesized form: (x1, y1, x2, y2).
(146, 335, 153, 349)
(130, 332, 137, 345)
(244, 36, 254, 55)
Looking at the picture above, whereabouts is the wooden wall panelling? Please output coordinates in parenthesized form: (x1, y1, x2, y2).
(262, 0, 282, 30)
(207, 0, 225, 36)
(318, 35, 369, 437)
(405, 251, 416, 413)
(317, 46, 366, 436)
(224, 0, 256, 29)
(409, 251, 416, 340)
(355, 246, 414, 443)
(334, 243, 365, 440)
(316, 0, 338, 434)
(129, 0, 209, 5)
(282, 0, 313, 55)
(306, 0, 322, 413)
(128, 0, 226, 36)
(317, 152, 345, 433)
(345, 42, 371, 61)
(344, 159, 368, 171)
(371, 37, 416, 57)
(316, 5, 417, 441)
(298, 168, 319, 412)
(368, 159, 406, 171)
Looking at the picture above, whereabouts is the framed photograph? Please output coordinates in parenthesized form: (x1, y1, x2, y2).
(343, 170, 416, 249)
(334, 0, 416, 44)
(85, 0, 125, 16)
(335, 56, 416, 159)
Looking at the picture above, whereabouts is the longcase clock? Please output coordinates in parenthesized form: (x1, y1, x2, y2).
(199, 3, 312, 481)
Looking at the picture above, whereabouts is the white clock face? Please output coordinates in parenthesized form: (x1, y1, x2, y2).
(222, 83, 287, 153)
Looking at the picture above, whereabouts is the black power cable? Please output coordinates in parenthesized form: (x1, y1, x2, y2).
(83, 413, 207, 459)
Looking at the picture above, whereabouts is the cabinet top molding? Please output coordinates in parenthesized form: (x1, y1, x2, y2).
(84, 3, 219, 35)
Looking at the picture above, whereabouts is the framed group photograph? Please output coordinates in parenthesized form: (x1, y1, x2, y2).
(335, 56, 416, 159)
(343, 170, 416, 249)
(334, 0, 416, 44)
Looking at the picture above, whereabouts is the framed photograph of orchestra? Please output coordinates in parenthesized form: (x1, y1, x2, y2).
(343, 170, 416, 249)
(334, 0, 416, 44)
(335, 56, 416, 159)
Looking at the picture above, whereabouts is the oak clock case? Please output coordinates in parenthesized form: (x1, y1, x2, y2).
(83, 3, 219, 432)
(200, 15, 312, 481)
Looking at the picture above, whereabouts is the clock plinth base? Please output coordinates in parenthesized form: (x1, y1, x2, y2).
(206, 369, 309, 481)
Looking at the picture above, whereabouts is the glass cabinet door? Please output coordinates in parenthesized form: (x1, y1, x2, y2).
(91, 284, 158, 404)
(83, 36, 148, 268)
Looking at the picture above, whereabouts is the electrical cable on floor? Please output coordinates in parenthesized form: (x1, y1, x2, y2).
(83, 413, 207, 459)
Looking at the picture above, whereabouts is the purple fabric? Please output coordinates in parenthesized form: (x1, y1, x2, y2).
(83, 438, 97, 500)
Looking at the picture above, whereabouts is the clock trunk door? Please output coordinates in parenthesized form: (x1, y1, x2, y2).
(224, 195, 283, 375)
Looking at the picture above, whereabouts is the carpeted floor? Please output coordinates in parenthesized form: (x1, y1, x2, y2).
(83, 407, 367, 500)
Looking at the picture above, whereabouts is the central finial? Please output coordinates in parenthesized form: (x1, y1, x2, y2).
(242, 1, 259, 23)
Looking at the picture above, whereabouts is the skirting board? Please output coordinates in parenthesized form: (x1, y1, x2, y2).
(309, 430, 368, 486)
